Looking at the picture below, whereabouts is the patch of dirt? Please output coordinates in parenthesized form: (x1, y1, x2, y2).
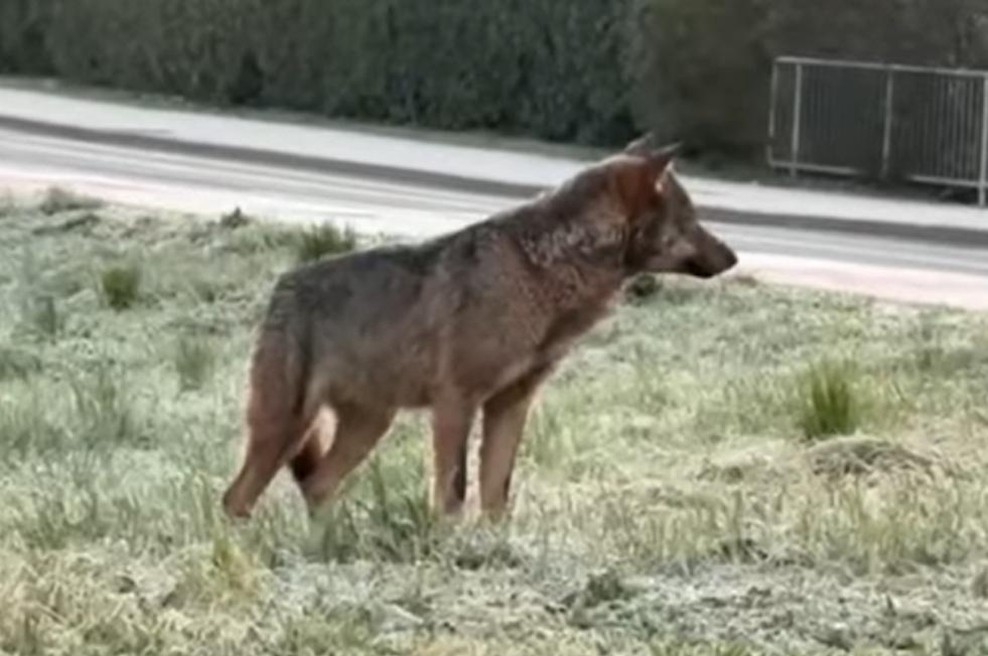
(31, 211, 102, 235)
(805, 436, 934, 479)
(696, 453, 779, 485)
(579, 564, 988, 653)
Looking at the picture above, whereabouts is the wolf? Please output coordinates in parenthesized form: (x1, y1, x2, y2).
(222, 136, 738, 520)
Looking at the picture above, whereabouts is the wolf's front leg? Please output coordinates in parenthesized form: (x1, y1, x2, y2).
(479, 366, 551, 519)
(431, 399, 478, 516)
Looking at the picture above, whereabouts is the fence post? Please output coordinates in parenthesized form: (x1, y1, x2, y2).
(881, 68, 896, 180)
(767, 60, 780, 166)
(981, 73, 988, 207)
(790, 61, 804, 177)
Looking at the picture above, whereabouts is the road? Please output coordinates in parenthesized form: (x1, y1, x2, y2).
(2, 125, 988, 308)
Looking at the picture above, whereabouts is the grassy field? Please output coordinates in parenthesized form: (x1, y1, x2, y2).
(1, 189, 988, 655)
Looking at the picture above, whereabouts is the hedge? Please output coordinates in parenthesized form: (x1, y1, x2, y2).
(1, 0, 986, 155)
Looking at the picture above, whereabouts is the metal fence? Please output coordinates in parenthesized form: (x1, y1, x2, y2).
(767, 56, 988, 206)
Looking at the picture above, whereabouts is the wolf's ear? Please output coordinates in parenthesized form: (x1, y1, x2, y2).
(649, 142, 680, 169)
(625, 135, 679, 183)
(624, 133, 659, 157)
(615, 153, 676, 221)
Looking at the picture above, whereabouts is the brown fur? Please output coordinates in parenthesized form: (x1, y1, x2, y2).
(222, 136, 738, 520)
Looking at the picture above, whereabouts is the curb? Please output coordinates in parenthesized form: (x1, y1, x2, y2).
(3, 113, 988, 249)
(702, 207, 988, 250)
(0, 114, 542, 200)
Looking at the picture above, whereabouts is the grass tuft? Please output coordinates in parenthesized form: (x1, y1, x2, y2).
(650, 641, 756, 656)
(173, 335, 216, 391)
(797, 359, 863, 441)
(0, 191, 15, 217)
(294, 223, 358, 263)
(973, 568, 988, 599)
(0, 345, 42, 381)
(25, 294, 62, 340)
(32, 211, 102, 236)
(39, 186, 103, 215)
(309, 457, 436, 563)
(625, 274, 661, 303)
(219, 206, 252, 230)
(0, 396, 64, 460)
(70, 366, 139, 450)
(100, 263, 143, 310)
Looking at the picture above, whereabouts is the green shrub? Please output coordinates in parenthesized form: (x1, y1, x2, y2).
(309, 458, 436, 563)
(39, 187, 103, 216)
(16, 0, 638, 146)
(0, 345, 42, 381)
(4, 0, 988, 163)
(797, 360, 862, 441)
(294, 224, 358, 264)
(0, 0, 54, 75)
(0, 395, 65, 461)
(25, 293, 62, 339)
(219, 207, 252, 230)
(100, 263, 142, 310)
(70, 366, 139, 449)
(173, 336, 216, 392)
(0, 192, 16, 217)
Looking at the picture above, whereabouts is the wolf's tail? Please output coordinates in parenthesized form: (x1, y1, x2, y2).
(245, 317, 311, 446)
(222, 322, 313, 519)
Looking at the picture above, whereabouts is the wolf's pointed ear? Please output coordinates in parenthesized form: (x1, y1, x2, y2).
(624, 133, 659, 157)
(645, 142, 680, 181)
(625, 136, 680, 182)
(649, 142, 681, 167)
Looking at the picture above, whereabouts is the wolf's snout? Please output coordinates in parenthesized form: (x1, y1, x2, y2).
(687, 228, 738, 279)
(718, 243, 739, 273)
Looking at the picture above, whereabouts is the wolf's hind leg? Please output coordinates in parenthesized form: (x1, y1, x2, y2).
(222, 335, 316, 519)
(222, 413, 315, 519)
(289, 431, 327, 486)
(301, 403, 396, 512)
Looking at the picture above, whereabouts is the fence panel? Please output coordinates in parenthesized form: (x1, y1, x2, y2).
(891, 71, 985, 185)
(768, 56, 988, 206)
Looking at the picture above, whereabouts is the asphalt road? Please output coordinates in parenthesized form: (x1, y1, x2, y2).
(3, 126, 988, 280)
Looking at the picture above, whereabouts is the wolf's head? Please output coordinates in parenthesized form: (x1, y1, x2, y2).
(612, 135, 737, 279)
